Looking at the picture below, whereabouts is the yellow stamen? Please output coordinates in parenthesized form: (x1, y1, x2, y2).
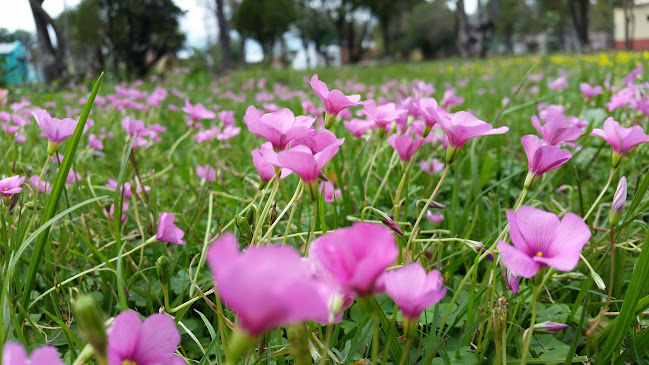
(122, 361, 137, 365)
(536, 252, 543, 257)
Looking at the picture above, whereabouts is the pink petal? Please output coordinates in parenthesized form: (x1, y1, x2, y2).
(133, 314, 180, 365)
(498, 240, 540, 278)
(108, 310, 142, 361)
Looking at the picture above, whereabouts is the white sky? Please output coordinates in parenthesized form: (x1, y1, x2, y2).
(0, 0, 477, 61)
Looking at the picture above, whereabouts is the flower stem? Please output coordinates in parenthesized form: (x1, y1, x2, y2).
(403, 164, 450, 262)
(393, 160, 413, 221)
(320, 324, 334, 365)
(520, 281, 540, 365)
(364, 133, 384, 204)
(398, 337, 412, 365)
(305, 199, 318, 254)
(251, 172, 280, 244)
(583, 168, 616, 221)
(264, 181, 302, 243)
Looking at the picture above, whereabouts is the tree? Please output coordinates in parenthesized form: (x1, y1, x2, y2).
(233, 0, 296, 62)
(569, 0, 589, 50)
(294, 0, 337, 67)
(398, 0, 455, 59)
(215, 0, 232, 69)
(29, 0, 66, 81)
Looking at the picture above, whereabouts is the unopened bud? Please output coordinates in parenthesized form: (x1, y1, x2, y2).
(610, 176, 627, 226)
(245, 205, 257, 225)
(74, 294, 107, 359)
(534, 321, 568, 334)
(236, 215, 253, 244)
(269, 202, 277, 225)
(156, 255, 171, 286)
(373, 208, 404, 235)
(318, 171, 329, 182)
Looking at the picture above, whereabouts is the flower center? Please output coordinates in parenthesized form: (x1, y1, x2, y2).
(122, 361, 137, 365)
(536, 251, 543, 257)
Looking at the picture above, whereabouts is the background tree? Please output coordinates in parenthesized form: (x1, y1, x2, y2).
(29, 0, 66, 81)
(398, 0, 455, 59)
(233, 0, 296, 62)
(569, 0, 590, 50)
(215, 0, 233, 69)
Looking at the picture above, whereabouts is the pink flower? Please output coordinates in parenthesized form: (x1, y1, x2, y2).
(2, 342, 64, 365)
(427, 211, 444, 224)
(274, 144, 340, 198)
(244, 106, 315, 150)
(107, 310, 183, 365)
(590, 117, 649, 159)
(441, 88, 464, 109)
(156, 212, 185, 245)
(104, 203, 128, 222)
(436, 111, 508, 162)
(310, 74, 361, 117)
(0, 175, 25, 197)
(194, 127, 219, 143)
(291, 129, 345, 153)
(343, 118, 375, 138)
(579, 83, 603, 99)
(207, 234, 330, 336)
(531, 112, 583, 146)
(66, 169, 82, 185)
(251, 142, 292, 182)
(88, 134, 104, 149)
(521, 134, 572, 187)
(607, 87, 635, 111)
(121, 116, 146, 137)
(31, 108, 78, 143)
(196, 164, 216, 182)
(219, 110, 235, 126)
(415, 96, 450, 128)
(183, 100, 216, 122)
(30, 175, 51, 193)
(384, 263, 446, 319)
(419, 158, 444, 175)
(498, 206, 590, 278)
(106, 179, 132, 200)
(308, 222, 398, 297)
(362, 100, 407, 130)
(387, 134, 423, 162)
(319, 181, 341, 203)
(548, 76, 568, 90)
(624, 63, 643, 84)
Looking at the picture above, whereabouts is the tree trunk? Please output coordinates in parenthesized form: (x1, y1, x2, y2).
(455, 0, 470, 57)
(478, 0, 499, 58)
(624, 0, 633, 50)
(379, 14, 390, 57)
(29, 0, 66, 81)
(569, 0, 589, 50)
(215, 0, 232, 69)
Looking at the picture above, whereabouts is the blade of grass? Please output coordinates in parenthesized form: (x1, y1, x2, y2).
(597, 226, 649, 363)
(20, 73, 104, 310)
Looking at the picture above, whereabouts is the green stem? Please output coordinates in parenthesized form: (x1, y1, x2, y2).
(162, 284, 171, 312)
(403, 164, 451, 261)
(264, 181, 302, 242)
(370, 151, 399, 206)
(398, 337, 412, 365)
(167, 127, 194, 160)
(319, 324, 334, 365)
(520, 282, 540, 365)
(251, 172, 281, 244)
(364, 133, 384, 204)
(305, 199, 318, 254)
(583, 168, 616, 221)
(393, 160, 413, 221)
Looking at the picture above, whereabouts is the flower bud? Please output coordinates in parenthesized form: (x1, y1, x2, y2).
(373, 208, 404, 235)
(533, 321, 568, 334)
(324, 113, 336, 130)
(156, 255, 171, 287)
(236, 215, 253, 244)
(609, 176, 626, 226)
(73, 294, 107, 359)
